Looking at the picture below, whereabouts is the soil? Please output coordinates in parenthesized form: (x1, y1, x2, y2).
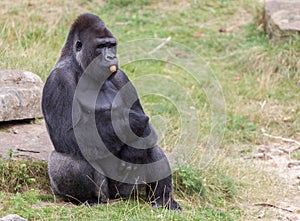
(0, 119, 299, 220)
(0, 119, 52, 161)
(243, 144, 300, 221)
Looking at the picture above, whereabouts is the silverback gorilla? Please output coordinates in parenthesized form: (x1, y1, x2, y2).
(42, 13, 181, 210)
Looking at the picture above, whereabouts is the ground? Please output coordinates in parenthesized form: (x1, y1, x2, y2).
(0, 120, 52, 161)
(0, 120, 299, 220)
(241, 144, 300, 220)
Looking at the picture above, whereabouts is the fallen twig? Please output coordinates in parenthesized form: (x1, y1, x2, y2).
(262, 132, 300, 152)
(148, 36, 171, 55)
(254, 203, 294, 213)
(16, 148, 40, 153)
(115, 21, 130, 26)
(287, 161, 300, 168)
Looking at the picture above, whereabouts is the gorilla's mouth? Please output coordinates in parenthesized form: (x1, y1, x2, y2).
(109, 65, 117, 73)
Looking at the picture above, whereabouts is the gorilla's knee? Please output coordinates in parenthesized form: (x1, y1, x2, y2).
(48, 151, 109, 204)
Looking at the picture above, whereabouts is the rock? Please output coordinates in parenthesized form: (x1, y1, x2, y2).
(265, 0, 300, 40)
(0, 120, 53, 160)
(0, 69, 43, 122)
(0, 214, 27, 221)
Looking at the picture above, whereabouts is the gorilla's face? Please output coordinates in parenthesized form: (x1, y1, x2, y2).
(74, 19, 118, 73)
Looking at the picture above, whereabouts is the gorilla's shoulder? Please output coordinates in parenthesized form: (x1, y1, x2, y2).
(46, 60, 79, 86)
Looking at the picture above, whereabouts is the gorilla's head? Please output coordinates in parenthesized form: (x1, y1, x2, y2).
(62, 13, 118, 72)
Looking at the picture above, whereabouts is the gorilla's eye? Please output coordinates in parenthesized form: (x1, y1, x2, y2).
(75, 41, 82, 52)
(108, 43, 117, 48)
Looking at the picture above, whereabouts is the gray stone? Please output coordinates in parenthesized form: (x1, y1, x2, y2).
(0, 214, 27, 221)
(265, 0, 300, 40)
(0, 119, 53, 160)
(0, 69, 43, 122)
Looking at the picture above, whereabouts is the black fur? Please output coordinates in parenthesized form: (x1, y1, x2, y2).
(42, 13, 181, 210)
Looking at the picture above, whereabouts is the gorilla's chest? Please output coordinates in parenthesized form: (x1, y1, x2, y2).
(95, 80, 120, 113)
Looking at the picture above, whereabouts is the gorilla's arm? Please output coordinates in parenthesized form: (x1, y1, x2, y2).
(42, 65, 82, 156)
(109, 70, 151, 137)
(102, 70, 153, 137)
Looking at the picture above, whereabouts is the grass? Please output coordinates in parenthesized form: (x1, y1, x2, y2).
(292, 150, 300, 160)
(0, 156, 242, 220)
(0, 158, 49, 193)
(0, 0, 299, 220)
(0, 188, 240, 221)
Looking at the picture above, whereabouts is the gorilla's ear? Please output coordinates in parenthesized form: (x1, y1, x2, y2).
(75, 40, 82, 52)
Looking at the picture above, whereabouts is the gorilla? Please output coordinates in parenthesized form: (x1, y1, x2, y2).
(42, 13, 181, 210)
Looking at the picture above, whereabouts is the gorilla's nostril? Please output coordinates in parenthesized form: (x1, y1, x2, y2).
(106, 55, 115, 60)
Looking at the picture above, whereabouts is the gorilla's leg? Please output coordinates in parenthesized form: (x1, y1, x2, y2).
(146, 146, 182, 211)
(147, 175, 181, 210)
(108, 180, 141, 199)
(48, 151, 109, 205)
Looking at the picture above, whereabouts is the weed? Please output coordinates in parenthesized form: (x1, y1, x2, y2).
(173, 164, 206, 196)
(0, 159, 50, 193)
(291, 151, 300, 160)
(173, 163, 238, 206)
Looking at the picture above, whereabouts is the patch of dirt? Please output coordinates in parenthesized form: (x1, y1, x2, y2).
(242, 143, 300, 221)
(0, 119, 53, 161)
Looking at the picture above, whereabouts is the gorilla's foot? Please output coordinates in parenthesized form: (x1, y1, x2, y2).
(152, 198, 182, 211)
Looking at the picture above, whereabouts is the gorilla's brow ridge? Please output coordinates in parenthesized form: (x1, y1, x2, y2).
(95, 38, 117, 45)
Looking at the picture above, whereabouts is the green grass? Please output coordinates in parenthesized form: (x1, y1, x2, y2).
(0, 189, 240, 220)
(0, 159, 49, 193)
(0, 157, 242, 220)
(291, 150, 300, 160)
(1, 0, 299, 220)
(0, 190, 239, 221)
